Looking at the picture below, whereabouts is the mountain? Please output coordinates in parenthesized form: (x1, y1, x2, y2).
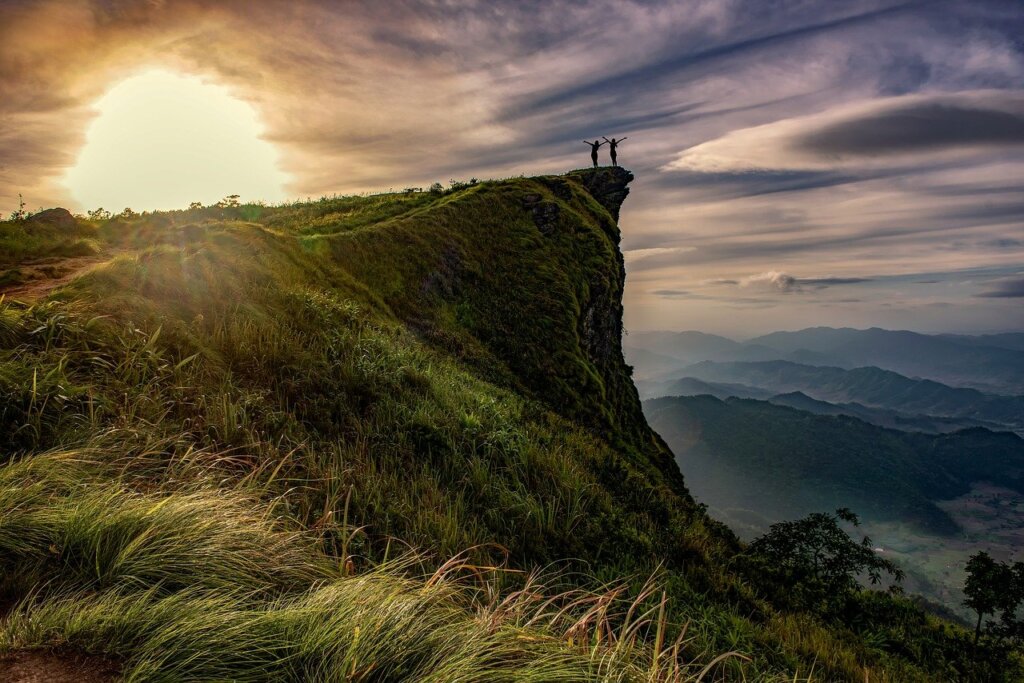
(621, 344, 690, 379)
(626, 330, 745, 358)
(636, 375, 774, 401)
(767, 391, 1001, 434)
(670, 360, 1024, 433)
(0, 169, 1006, 681)
(939, 332, 1024, 352)
(624, 330, 780, 366)
(748, 327, 1024, 393)
(645, 395, 1024, 534)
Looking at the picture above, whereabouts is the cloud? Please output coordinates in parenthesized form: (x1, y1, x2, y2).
(742, 271, 798, 292)
(736, 271, 872, 293)
(623, 246, 696, 264)
(800, 276, 873, 286)
(795, 99, 1024, 156)
(976, 277, 1024, 298)
(663, 91, 1024, 173)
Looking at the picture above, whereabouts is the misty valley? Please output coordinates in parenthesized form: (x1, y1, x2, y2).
(629, 327, 1024, 622)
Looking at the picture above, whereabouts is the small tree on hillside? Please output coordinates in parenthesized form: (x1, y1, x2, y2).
(964, 551, 1024, 646)
(11, 193, 27, 221)
(740, 508, 904, 610)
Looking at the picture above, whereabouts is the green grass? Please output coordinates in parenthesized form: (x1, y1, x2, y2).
(0, 452, 735, 682)
(0, 215, 100, 267)
(0, 173, 1015, 681)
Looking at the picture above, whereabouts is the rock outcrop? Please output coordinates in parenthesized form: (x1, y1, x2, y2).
(25, 207, 78, 233)
(567, 167, 634, 222)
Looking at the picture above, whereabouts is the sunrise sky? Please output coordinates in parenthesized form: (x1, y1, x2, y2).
(1, 0, 1022, 336)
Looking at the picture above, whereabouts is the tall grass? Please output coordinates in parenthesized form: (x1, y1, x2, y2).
(0, 451, 751, 682)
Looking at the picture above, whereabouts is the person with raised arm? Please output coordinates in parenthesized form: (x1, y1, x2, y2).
(582, 139, 605, 168)
(602, 136, 627, 166)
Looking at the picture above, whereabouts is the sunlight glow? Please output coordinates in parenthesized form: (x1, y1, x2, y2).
(65, 69, 289, 212)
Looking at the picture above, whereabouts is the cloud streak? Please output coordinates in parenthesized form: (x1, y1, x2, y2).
(663, 91, 1024, 173)
(977, 277, 1024, 298)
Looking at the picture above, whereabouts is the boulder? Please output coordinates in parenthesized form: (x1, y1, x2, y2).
(25, 207, 78, 233)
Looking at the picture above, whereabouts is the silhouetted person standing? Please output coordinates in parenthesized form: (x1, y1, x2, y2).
(602, 137, 627, 166)
(583, 139, 605, 167)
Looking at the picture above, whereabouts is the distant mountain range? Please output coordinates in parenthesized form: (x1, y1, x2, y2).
(767, 391, 1003, 434)
(626, 327, 1024, 394)
(639, 360, 1024, 434)
(644, 395, 1024, 535)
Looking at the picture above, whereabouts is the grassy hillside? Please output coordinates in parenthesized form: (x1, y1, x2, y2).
(0, 171, 1015, 681)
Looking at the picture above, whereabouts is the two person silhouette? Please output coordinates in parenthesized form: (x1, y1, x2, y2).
(582, 136, 627, 167)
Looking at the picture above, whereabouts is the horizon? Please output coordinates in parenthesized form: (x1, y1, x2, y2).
(631, 324, 1024, 342)
(2, 0, 1023, 335)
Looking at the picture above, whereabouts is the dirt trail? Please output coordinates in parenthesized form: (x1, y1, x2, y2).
(0, 651, 119, 683)
(0, 253, 116, 302)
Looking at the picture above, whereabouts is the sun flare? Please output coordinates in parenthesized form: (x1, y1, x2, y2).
(65, 69, 289, 212)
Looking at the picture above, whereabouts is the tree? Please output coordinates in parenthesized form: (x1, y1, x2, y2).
(188, 201, 204, 210)
(964, 551, 1024, 646)
(216, 194, 240, 208)
(740, 508, 904, 610)
(11, 193, 27, 221)
(87, 207, 111, 221)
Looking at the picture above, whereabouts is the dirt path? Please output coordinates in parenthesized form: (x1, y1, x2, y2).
(0, 253, 115, 302)
(0, 651, 119, 683)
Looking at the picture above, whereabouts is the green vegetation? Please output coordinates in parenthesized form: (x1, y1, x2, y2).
(739, 509, 904, 612)
(0, 170, 1019, 680)
(0, 213, 99, 269)
(964, 551, 1024, 645)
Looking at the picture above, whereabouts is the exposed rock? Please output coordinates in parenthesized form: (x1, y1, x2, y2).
(25, 208, 77, 233)
(521, 193, 561, 235)
(567, 167, 634, 222)
(531, 202, 560, 235)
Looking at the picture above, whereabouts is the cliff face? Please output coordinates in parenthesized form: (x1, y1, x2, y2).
(331, 168, 688, 495)
(569, 166, 634, 222)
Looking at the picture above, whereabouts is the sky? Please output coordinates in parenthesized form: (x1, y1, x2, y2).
(1, 0, 1023, 337)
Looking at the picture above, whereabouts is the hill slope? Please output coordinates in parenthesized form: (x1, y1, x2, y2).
(0, 171, 1009, 681)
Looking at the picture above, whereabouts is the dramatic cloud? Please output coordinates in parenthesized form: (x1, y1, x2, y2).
(1, 0, 1022, 335)
(977, 277, 1024, 298)
(663, 91, 1024, 173)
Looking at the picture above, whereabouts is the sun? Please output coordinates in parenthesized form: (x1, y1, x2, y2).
(65, 69, 289, 212)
